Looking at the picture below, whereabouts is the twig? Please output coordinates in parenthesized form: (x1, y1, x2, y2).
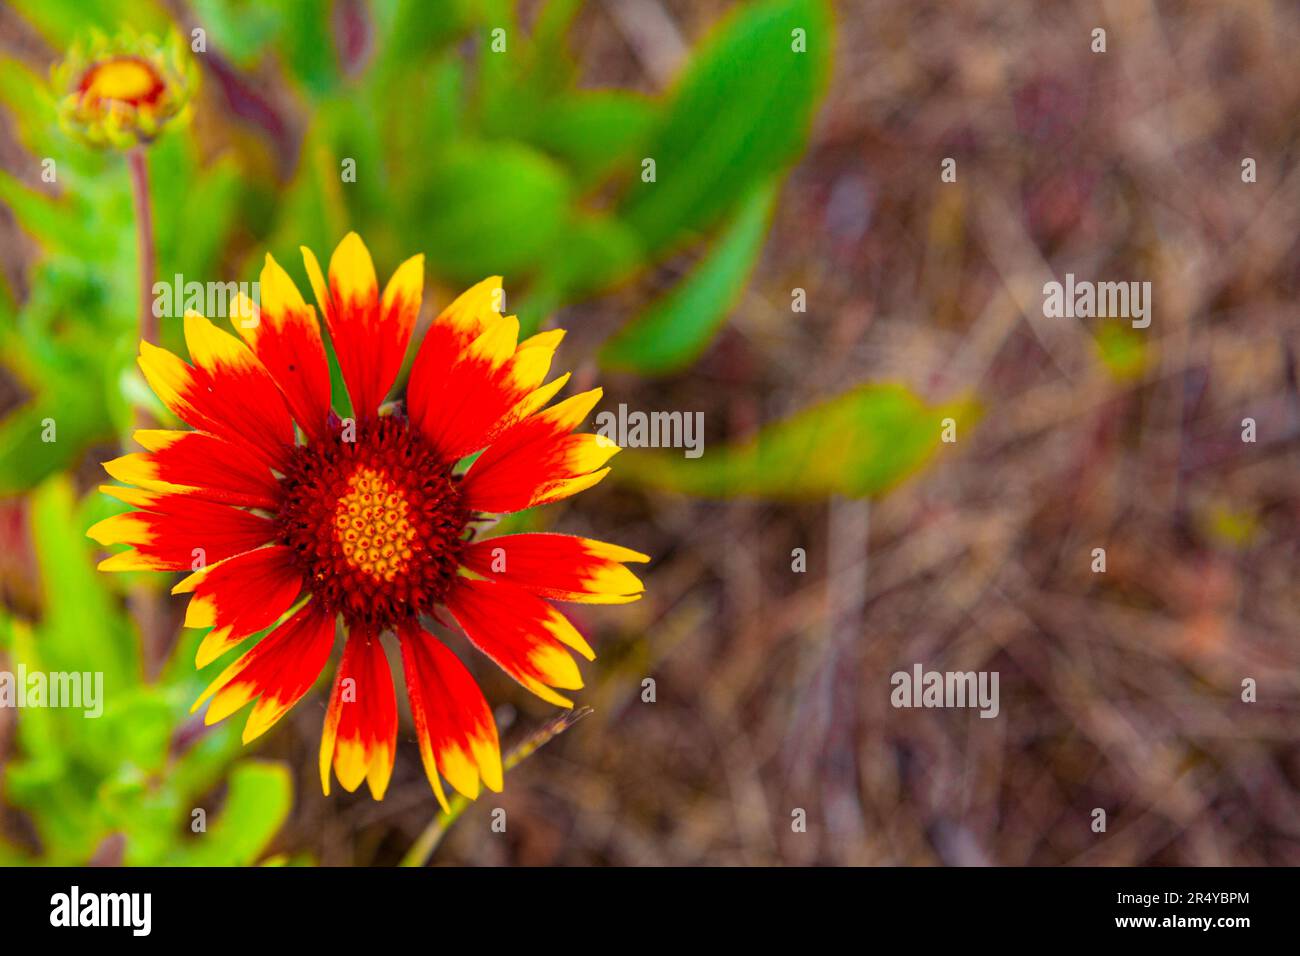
(399, 706, 594, 867)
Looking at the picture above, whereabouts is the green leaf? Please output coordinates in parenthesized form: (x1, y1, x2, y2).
(5, 617, 105, 863)
(277, 0, 343, 98)
(1093, 320, 1149, 382)
(618, 0, 831, 253)
(9, 0, 171, 44)
(149, 136, 247, 284)
(414, 141, 573, 284)
(0, 170, 98, 263)
(377, 54, 465, 181)
(602, 180, 777, 375)
(513, 278, 563, 340)
(82, 688, 175, 775)
(165, 715, 244, 803)
(109, 766, 184, 865)
(186, 0, 282, 69)
(380, 0, 475, 64)
(0, 57, 63, 161)
(524, 91, 658, 185)
(539, 213, 644, 301)
(616, 384, 978, 498)
(29, 476, 138, 685)
(526, 0, 584, 93)
(0, 393, 109, 495)
(165, 760, 292, 866)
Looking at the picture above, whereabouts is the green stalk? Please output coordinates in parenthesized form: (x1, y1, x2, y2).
(127, 147, 156, 347)
(126, 145, 162, 676)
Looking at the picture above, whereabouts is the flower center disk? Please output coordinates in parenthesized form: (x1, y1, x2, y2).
(278, 417, 469, 631)
(334, 467, 417, 582)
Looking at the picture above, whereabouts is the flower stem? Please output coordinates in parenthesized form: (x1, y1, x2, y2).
(399, 706, 593, 867)
(127, 147, 156, 347)
(126, 145, 162, 676)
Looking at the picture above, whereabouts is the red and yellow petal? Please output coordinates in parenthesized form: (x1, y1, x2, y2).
(406, 277, 572, 461)
(319, 630, 399, 800)
(302, 233, 422, 419)
(398, 622, 502, 811)
(171, 545, 304, 667)
(406, 278, 508, 388)
(460, 388, 618, 514)
(136, 313, 295, 467)
(433, 275, 507, 340)
(445, 576, 593, 709)
(463, 533, 649, 604)
(410, 312, 517, 456)
(411, 313, 570, 462)
(103, 429, 280, 509)
(406, 277, 510, 447)
(87, 491, 277, 572)
(192, 601, 337, 743)
(231, 254, 333, 441)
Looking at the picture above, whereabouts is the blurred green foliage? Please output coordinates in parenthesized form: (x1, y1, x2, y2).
(619, 385, 979, 498)
(0, 478, 289, 865)
(601, 180, 778, 375)
(1093, 320, 1149, 383)
(0, 0, 840, 490)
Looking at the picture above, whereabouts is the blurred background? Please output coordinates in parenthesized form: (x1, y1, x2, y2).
(0, 0, 1298, 866)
